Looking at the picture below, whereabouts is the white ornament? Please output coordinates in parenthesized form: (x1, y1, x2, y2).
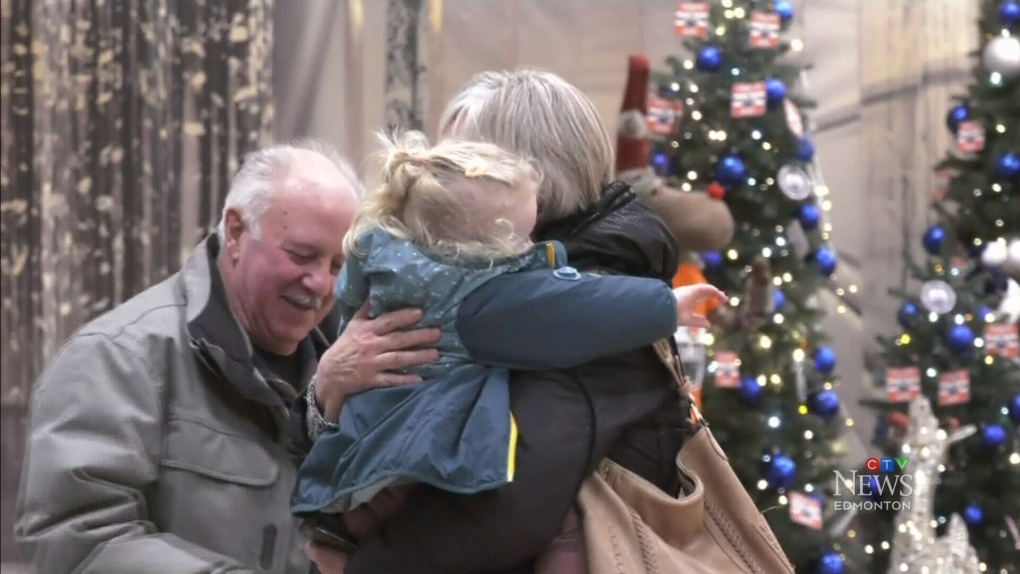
(919, 280, 957, 314)
(776, 164, 812, 201)
(982, 35, 1020, 81)
(997, 278, 1020, 324)
(981, 238, 1009, 267)
(1005, 237, 1020, 278)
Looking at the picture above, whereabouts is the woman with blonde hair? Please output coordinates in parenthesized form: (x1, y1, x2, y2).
(293, 130, 722, 563)
(308, 69, 700, 574)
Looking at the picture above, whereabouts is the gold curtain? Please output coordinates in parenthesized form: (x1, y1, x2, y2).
(0, 0, 273, 557)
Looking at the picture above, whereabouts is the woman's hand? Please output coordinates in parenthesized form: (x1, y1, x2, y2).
(315, 302, 442, 421)
(673, 284, 727, 328)
(306, 542, 348, 574)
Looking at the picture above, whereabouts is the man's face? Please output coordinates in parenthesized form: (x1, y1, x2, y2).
(223, 153, 357, 354)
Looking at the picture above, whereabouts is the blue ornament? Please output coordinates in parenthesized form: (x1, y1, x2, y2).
(982, 424, 1006, 449)
(738, 376, 762, 405)
(766, 454, 796, 489)
(652, 152, 669, 173)
(814, 247, 837, 275)
(773, 289, 786, 312)
(963, 504, 984, 526)
(765, 78, 787, 107)
(968, 241, 986, 258)
(715, 155, 746, 185)
(994, 152, 1020, 180)
(1009, 394, 1020, 423)
(862, 475, 883, 500)
(798, 204, 821, 230)
(946, 324, 974, 353)
(701, 251, 723, 272)
(975, 305, 992, 321)
(817, 551, 844, 574)
(696, 46, 722, 72)
(873, 421, 889, 441)
(897, 302, 918, 327)
(774, 0, 794, 22)
(814, 346, 837, 374)
(922, 225, 946, 255)
(945, 104, 970, 133)
(1000, 0, 1020, 26)
(809, 389, 840, 420)
(795, 137, 815, 161)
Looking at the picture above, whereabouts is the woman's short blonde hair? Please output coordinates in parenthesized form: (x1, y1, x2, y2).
(439, 68, 614, 227)
(346, 131, 541, 262)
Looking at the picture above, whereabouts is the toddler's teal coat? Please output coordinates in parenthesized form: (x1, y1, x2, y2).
(291, 228, 678, 515)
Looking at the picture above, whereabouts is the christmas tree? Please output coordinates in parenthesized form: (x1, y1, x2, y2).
(861, 2, 1020, 572)
(645, 1, 868, 572)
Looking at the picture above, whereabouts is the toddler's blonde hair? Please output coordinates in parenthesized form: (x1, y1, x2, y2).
(345, 131, 542, 262)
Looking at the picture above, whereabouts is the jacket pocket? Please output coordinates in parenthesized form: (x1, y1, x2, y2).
(162, 416, 280, 486)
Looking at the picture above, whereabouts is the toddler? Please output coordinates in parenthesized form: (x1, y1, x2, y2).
(292, 131, 723, 564)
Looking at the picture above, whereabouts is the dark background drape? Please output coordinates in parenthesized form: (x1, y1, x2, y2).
(0, 0, 273, 558)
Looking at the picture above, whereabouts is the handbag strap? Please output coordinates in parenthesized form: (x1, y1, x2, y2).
(652, 339, 707, 426)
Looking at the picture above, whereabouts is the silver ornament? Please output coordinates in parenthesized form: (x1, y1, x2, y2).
(982, 35, 1020, 81)
(776, 164, 811, 201)
(919, 280, 957, 314)
(674, 327, 708, 389)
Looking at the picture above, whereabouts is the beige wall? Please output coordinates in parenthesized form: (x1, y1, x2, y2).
(273, 0, 979, 456)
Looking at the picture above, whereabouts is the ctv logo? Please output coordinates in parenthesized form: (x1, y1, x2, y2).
(865, 456, 909, 473)
(832, 457, 913, 511)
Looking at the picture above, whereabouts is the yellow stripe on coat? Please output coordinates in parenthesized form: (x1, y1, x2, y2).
(507, 413, 519, 481)
(545, 242, 556, 267)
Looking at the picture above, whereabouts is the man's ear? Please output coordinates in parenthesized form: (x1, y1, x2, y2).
(222, 207, 246, 261)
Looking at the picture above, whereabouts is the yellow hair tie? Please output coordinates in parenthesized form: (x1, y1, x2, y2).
(464, 158, 488, 178)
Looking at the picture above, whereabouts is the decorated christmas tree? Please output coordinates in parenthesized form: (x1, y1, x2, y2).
(861, 2, 1020, 572)
(641, 1, 868, 572)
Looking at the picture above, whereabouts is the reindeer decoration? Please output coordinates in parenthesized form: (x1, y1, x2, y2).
(886, 396, 981, 574)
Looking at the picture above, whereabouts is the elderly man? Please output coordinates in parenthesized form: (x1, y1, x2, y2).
(15, 139, 439, 574)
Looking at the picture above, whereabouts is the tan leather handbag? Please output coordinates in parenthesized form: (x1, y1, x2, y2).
(577, 340, 795, 574)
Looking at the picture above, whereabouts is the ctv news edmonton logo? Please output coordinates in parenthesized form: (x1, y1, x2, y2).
(832, 456, 913, 511)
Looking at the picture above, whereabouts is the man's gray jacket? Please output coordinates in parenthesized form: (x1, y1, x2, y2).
(16, 235, 338, 574)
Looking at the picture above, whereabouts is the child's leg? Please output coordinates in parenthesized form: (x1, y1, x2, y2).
(343, 484, 416, 540)
(533, 506, 588, 574)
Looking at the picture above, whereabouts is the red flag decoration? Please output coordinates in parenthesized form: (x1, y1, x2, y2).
(713, 351, 740, 388)
(648, 94, 684, 135)
(956, 121, 986, 154)
(749, 12, 780, 49)
(932, 168, 955, 202)
(675, 2, 710, 38)
(731, 81, 767, 118)
(985, 323, 1019, 358)
(937, 370, 970, 406)
(885, 366, 920, 402)
(789, 491, 823, 530)
(784, 99, 804, 137)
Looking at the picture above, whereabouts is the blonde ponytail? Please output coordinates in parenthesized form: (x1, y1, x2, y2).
(346, 130, 542, 262)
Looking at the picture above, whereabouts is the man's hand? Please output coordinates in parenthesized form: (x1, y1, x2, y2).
(315, 302, 441, 421)
(307, 542, 348, 574)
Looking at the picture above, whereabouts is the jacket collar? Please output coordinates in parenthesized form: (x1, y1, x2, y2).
(179, 235, 338, 407)
(537, 181, 679, 282)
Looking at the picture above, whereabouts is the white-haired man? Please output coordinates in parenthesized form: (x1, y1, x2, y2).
(15, 139, 440, 574)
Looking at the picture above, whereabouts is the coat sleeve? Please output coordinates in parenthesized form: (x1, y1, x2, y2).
(15, 334, 253, 574)
(456, 270, 677, 370)
(334, 256, 369, 331)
